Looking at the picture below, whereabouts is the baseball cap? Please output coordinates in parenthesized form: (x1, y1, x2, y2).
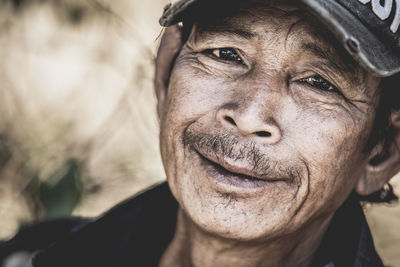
(159, 0, 400, 77)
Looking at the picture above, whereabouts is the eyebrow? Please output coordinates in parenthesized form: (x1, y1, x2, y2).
(301, 42, 354, 76)
(196, 24, 257, 41)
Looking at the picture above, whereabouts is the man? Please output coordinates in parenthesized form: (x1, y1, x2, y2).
(1, 0, 400, 266)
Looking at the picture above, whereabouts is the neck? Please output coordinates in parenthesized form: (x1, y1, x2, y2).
(159, 209, 333, 267)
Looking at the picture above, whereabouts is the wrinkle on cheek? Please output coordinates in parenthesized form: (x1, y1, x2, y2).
(292, 93, 370, 137)
(295, 113, 358, 164)
(180, 54, 245, 81)
(167, 72, 227, 124)
(180, 56, 215, 77)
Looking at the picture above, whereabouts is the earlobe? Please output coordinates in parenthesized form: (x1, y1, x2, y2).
(356, 110, 400, 196)
(154, 25, 184, 119)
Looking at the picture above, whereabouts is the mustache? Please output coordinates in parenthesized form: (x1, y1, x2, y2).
(183, 130, 301, 180)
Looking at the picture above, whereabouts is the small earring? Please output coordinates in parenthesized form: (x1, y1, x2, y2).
(358, 183, 398, 203)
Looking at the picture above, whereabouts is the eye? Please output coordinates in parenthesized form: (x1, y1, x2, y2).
(208, 48, 243, 64)
(298, 75, 340, 93)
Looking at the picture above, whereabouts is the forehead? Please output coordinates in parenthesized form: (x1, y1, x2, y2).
(190, 0, 315, 34)
(192, 1, 339, 54)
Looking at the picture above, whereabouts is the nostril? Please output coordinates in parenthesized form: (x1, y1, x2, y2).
(225, 116, 236, 126)
(256, 131, 271, 137)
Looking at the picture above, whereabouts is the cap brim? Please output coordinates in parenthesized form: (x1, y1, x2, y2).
(301, 0, 400, 77)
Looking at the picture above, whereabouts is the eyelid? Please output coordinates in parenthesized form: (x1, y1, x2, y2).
(295, 75, 344, 96)
(203, 47, 246, 65)
(298, 63, 344, 92)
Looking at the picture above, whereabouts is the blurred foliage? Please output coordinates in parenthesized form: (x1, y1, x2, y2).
(0, 136, 12, 170)
(0, 0, 165, 240)
(30, 159, 83, 219)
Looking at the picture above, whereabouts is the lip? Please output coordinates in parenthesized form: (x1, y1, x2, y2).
(195, 149, 289, 189)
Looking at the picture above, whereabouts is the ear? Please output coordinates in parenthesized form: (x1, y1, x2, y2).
(356, 110, 400, 195)
(154, 25, 184, 119)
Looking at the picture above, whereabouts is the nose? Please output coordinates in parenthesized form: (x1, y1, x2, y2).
(216, 104, 282, 145)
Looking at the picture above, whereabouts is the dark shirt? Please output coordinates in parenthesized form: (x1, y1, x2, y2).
(0, 182, 384, 267)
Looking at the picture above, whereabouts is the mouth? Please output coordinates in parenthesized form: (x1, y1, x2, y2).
(195, 150, 288, 189)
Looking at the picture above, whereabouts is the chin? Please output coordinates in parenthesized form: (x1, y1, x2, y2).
(182, 190, 296, 241)
(168, 165, 304, 242)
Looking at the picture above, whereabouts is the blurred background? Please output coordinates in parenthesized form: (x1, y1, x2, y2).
(0, 0, 399, 266)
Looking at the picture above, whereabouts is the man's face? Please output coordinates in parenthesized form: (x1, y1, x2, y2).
(159, 1, 381, 240)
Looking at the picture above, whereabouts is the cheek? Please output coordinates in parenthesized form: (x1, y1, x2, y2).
(160, 66, 237, 150)
(285, 101, 372, 201)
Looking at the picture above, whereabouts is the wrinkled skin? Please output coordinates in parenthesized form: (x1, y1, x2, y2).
(155, 1, 398, 267)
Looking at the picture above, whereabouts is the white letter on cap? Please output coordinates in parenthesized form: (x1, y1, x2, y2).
(358, 0, 371, 3)
(391, 0, 400, 33)
(372, 0, 393, 20)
